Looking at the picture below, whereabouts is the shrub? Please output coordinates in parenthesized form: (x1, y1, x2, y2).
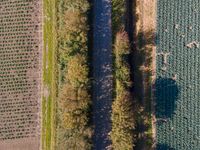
(59, 1, 89, 71)
(59, 84, 91, 129)
(57, 0, 92, 149)
(58, 81, 92, 149)
(111, 31, 135, 150)
(67, 54, 89, 88)
(112, 0, 126, 36)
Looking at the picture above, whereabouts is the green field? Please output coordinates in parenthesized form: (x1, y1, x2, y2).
(42, 0, 57, 149)
(156, 0, 200, 149)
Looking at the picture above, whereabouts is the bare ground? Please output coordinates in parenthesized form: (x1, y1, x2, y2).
(0, 0, 43, 149)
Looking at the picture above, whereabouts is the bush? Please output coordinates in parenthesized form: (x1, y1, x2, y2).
(57, 0, 92, 149)
(59, 1, 89, 72)
(67, 54, 89, 88)
(59, 84, 91, 129)
(58, 81, 92, 150)
(111, 31, 135, 150)
(112, 0, 126, 36)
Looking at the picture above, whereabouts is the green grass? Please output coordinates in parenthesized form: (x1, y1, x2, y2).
(42, 0, 57, 149)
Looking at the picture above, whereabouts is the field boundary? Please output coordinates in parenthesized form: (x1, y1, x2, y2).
(136, 0, 157, 149)
(151, 0, 157, 147)
(42, 0, 57, 149)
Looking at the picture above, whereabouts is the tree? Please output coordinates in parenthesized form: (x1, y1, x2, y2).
(111, 31, 135, 150)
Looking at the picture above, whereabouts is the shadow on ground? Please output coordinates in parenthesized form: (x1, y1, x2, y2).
(126, 0, 157, 149)
(155, 77, 179, 119)
(157, 144, 175, 150)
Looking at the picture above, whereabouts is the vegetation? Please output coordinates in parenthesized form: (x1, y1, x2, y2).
(112, 0, 125, 36)
(111, 0, 136, 149)
(134, 1, 155, 148)
(156, 1, 200, 149)
(111, 31, 136, 150)
(57, 0, 90, 81)
(56, 0, 92, 149)
(43, 0, 57, 149)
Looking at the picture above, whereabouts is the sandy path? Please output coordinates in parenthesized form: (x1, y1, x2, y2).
(92, 0, 113, 149)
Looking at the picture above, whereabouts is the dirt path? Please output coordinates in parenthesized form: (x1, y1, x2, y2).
(92, 0, 113, 149)
(134, 0, 157, 149)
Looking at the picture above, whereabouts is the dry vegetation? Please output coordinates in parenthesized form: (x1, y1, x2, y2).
(112, 0, 157, 149)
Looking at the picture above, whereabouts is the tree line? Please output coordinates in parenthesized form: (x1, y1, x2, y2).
(56, 0, 149, 149)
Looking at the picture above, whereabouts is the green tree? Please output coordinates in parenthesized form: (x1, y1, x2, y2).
(112, 0, 125, 36)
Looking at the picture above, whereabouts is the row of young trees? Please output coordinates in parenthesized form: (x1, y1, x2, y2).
(111, 31, 136, 150)
(111, 0, 136, 149)
(57, 0, 92, 149)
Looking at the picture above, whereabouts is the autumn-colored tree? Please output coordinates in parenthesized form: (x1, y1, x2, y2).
(111, 31, 135, 150)
(57, 1, 92, 150)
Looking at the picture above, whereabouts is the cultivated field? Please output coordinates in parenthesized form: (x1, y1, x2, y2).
(155, 0, 200, 149)
(0, 0, 42, 149)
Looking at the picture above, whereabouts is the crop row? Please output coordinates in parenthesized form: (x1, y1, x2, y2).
(156, 0, 200, 149)
(0, 0, 42, 146)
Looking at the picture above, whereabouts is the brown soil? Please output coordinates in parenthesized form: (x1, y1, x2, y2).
(0, 0, 43, 149)
(0, 137, 40, 150)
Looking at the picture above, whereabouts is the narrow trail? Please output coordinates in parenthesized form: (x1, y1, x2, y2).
(92, 0, 113, 149)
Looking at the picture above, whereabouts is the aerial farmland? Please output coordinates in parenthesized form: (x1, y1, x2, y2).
(155, 0, 200, 149)
(0, 0, 42, 149)
(0, 0, 200, 150)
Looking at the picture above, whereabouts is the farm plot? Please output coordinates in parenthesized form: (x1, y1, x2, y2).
(155, 0, 200, 149)
(0, 0, 42, 149)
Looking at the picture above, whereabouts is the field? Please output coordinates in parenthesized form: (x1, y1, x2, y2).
(155, 0, 200, 149)
(0, 0, 42, 150)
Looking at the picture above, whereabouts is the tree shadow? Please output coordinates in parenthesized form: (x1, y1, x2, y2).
(134, 30, 155, 106)
(155, 77, 179, 119)
(157, 144, 175, 150)
(124, 0, 157, 149)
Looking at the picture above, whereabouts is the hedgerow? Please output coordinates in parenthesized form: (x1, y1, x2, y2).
(57, 0, 92, 149)
(111, 31, 135, 150)
(111, 0, 136, 149)
(59, 54, 92, 150)
(112, 0, 126, 36)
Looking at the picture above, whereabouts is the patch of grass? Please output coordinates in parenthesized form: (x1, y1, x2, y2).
(42, 0, 57, 149)
(42, 97, 46, 149)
